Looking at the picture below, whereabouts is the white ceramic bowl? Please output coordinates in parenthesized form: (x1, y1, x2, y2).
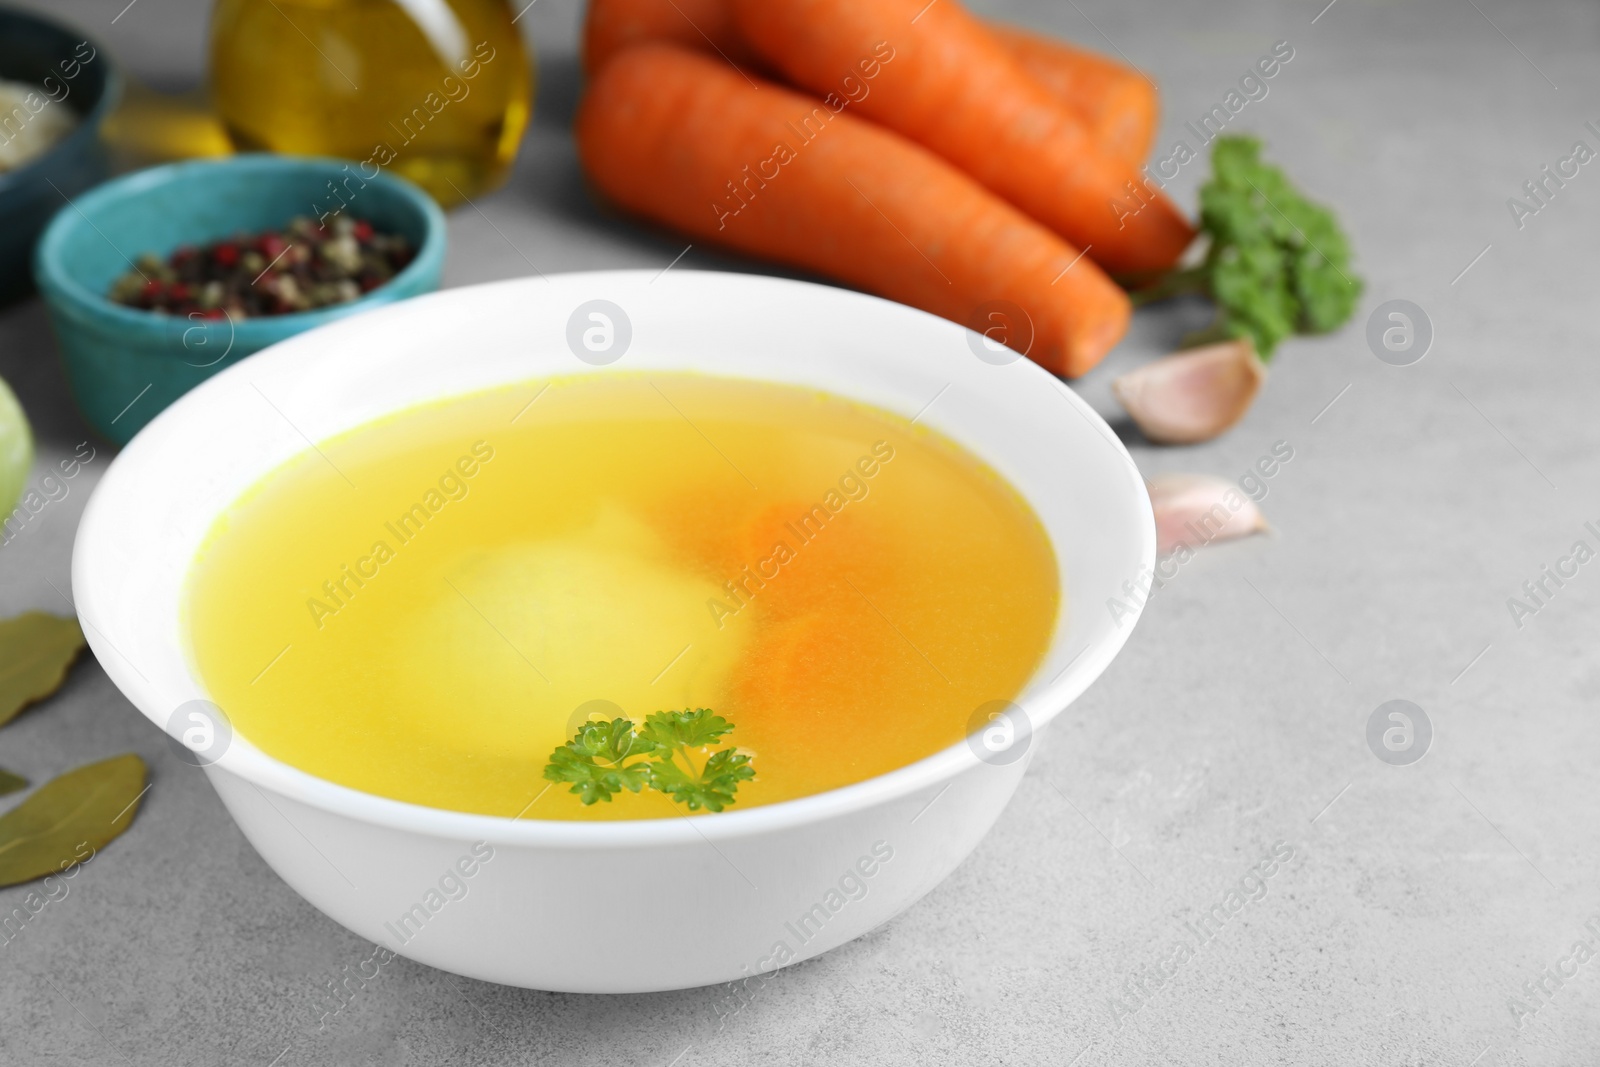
(73, 271, 1153, 993)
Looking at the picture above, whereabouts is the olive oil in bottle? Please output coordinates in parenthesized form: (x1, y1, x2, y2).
(209, 0, 533, 207)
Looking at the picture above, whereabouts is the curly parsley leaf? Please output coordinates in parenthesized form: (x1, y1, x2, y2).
(1132, 135, 1362, 360)
(639, 708, 734, 750)
(578, 717, 659, 764)
(543, 709, 754, 811)
(542, 717, 657, 804)
(649, 747, 755, 813)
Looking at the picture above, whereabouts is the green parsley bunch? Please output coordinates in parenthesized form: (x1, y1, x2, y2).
(1132, 135, 1362, 359)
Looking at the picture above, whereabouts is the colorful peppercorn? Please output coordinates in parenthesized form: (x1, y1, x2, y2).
(108, 215, 415, 319)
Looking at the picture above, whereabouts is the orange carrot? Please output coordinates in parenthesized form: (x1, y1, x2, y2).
(582, 0, 760, 74)
(576, 44, 1130, 376)
(582, 0, 1159, 167)
(987, 23, 1159, 169)
(729, 0, 1193, 275)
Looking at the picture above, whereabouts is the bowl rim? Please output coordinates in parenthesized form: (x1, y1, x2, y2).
(0, 8, 121, 199)
(32, 153, 448, 336)
(73, 269, 1156, 848)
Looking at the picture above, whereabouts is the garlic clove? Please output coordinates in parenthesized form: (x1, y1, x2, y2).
(1111, 338, 1265, 445)
(1146, 473, 1268, 557)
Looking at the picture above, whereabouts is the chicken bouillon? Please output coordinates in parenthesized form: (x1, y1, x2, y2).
(186, 374, 1059, 819)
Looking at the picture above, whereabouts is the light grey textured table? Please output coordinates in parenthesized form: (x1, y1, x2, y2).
(3, 1, 1598, 1063)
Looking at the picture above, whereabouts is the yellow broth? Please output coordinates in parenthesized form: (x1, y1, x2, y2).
(185, 374, 1060, 819)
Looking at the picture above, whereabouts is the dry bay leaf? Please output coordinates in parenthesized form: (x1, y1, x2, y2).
(0, 612, 86, 729)
(0, 753, 146, 887)
(0, 768, 26, 796)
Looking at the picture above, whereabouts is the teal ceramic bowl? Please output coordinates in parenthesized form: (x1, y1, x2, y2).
(34, 155, 446, 445)
(0, 7, 119, 304)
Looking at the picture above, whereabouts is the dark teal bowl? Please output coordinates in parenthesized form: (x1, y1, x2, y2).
(33, 155, 446, 445)
(0, 7, 119, 305)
